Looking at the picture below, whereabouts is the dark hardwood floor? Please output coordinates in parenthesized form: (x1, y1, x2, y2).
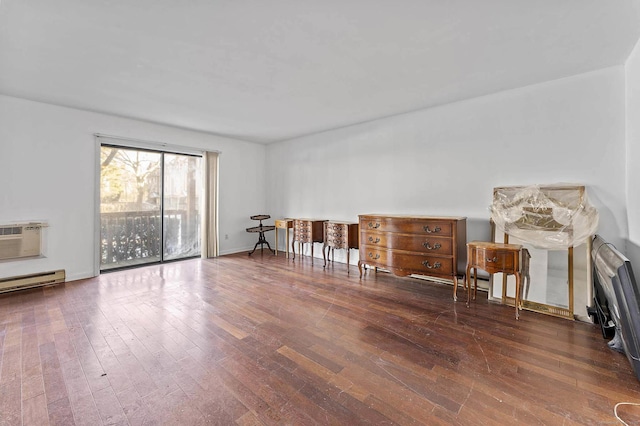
(2, 252, 640, 425)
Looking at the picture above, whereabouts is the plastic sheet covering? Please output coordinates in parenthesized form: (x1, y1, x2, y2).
(490, 184, 598, 249)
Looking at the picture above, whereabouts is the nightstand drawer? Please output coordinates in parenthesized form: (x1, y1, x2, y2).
(295, 233, 311, 243)
(326, 223, 347, 234)
(472, 247, 518, 274)
(325, 234, 346, 247)
(275, 219, 293, 229)
(295, 222, 310, 231)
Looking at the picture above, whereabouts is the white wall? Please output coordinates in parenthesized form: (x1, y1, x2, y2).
(1, 64, 632, 282)
(266, 67, 628, 265)
(626, 37, 640, 269)
(0, 94, 266, 281)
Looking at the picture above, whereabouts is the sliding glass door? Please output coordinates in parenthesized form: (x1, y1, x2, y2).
(163, 153, 202, 260)
(100, 145, 201, 271)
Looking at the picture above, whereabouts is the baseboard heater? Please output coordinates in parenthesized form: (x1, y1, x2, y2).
(0, 269, 65, 294)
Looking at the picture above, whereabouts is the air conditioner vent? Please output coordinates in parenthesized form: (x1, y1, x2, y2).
(0, 227, 22, 236)
(0, 223, 44, 260)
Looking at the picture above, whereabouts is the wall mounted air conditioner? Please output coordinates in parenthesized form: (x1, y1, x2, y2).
(0, 223, 44, 260)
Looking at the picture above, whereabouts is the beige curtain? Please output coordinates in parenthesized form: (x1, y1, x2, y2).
(202, 151, 219, 258)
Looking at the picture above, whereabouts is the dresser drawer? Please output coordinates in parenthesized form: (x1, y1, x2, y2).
(361, 246, 454, 276)
(361, 232, 452, 255)
(294, 227, 309, 235)
(295, 221, 311, 230)
(327, 239, 347, 249)
(294, 232, 311, 243)
(326, 234, 347, 248)
(360, 217, 453, 237)
(326, 223, 348, 237)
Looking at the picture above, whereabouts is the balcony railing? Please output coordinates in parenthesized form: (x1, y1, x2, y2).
(100, 209, 200, 268)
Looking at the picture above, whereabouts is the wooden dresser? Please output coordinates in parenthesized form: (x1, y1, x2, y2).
(358, 215, 467, 300)
(292, 219, 326, 264)
(323, 221, 359, 273)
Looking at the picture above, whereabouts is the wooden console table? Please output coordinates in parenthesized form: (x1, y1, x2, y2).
(358, 215, 466, 300)
(292, 219, 326, 264)
(274, 219, 293, 258)
(466, 241, 523, 319)
(323, 221, 359, 273)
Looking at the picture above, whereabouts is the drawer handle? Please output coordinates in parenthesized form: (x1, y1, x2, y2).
(486, 257, 498, 263)
(368, 252, 380, 260)
(368, 222, 380, 229)
(423, 226, 441, 233)
(332, 233, 343, 237)
(423, 242, 441, 250)
(368, 236, 380, 243)
(422, 261, 441, 269)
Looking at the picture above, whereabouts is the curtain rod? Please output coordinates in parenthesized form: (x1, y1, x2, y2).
(94, 133, 222, 155)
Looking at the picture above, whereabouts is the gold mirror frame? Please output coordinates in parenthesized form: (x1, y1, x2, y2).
(489, 220, 590, 320)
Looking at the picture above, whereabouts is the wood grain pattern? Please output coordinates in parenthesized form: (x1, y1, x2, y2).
(0, 252, 640, 425)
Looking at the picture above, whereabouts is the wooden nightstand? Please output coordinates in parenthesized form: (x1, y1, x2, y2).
(274, 219, 293, 258)
(292, 219, 326, 264)
(466, 241, 523, 319)
(323, 221, 359, 273)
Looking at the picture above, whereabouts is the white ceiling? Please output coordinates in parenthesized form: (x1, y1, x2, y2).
(1, 1, 640, 143)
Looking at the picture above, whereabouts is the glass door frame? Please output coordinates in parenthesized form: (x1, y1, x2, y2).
(95, 136, 203, 274)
